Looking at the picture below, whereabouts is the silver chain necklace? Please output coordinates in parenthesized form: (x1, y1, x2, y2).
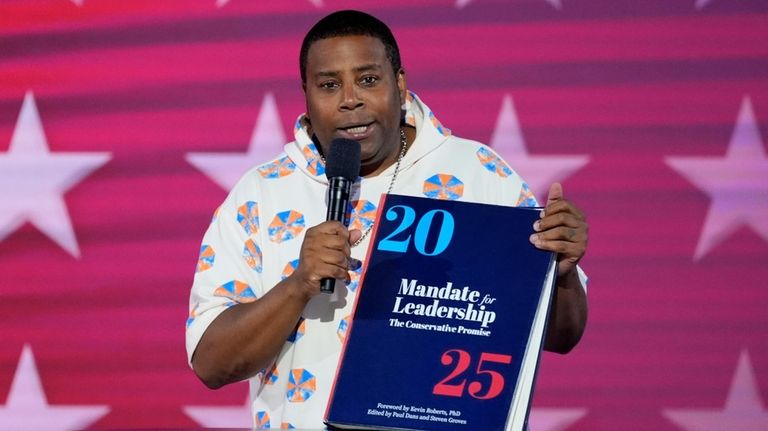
(351, 128, 408, 247)
(320, 129, 408, 247)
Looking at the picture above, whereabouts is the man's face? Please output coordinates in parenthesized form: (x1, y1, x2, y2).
(304, 35, 406, 177)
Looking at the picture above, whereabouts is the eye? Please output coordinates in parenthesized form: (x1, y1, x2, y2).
(360, 75, 379, 87)
(319, 81, 340, 90)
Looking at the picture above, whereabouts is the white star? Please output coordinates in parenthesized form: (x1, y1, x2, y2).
(663, 350, 768, 430)
(489, 95, 589, 201)
(457, 0, 561, 10)
(186, 93, 287, 191)
(530, 407, 587, 431)
(183, 395, 252, 428)
(0, 345, 110, 430)
(665, 96, 768, 261)
(0, 91, 111, 258)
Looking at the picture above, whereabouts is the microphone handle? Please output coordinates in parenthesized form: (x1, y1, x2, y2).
(320, 177, 352, 293)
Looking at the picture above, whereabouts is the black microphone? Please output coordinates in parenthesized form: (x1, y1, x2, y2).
(320, 138, 361, 294)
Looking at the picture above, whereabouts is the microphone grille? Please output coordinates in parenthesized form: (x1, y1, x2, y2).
(325, 139, 361, 180)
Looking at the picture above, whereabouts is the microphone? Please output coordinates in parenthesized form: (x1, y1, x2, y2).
(320, 138, 361, 294)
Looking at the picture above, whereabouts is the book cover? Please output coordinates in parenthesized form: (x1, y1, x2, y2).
(325, 194, 557, 431)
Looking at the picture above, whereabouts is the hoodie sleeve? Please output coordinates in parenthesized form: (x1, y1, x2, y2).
(185, 186, 267, 365)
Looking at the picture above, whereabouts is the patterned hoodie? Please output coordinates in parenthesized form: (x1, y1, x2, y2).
(186, 92, 542, 429)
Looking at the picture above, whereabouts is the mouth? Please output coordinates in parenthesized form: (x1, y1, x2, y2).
(337, 122, 374, 140)
(345, 125, 368, 134)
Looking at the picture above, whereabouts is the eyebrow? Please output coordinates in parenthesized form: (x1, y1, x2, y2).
(313, 63, 383, 79)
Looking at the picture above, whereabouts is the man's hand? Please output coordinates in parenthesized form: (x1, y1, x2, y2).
(192, 221, 362, 388)
(529, 183, 588, 276)
(529, 183, 589, 353)
(289, 221, 362, 298)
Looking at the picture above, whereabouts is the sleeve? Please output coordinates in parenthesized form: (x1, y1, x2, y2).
(185, 194, 266, 365)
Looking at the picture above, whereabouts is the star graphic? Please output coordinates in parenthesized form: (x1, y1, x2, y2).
(0, 91, 111, 258)
(186, 92, 287, 191)
(489, 95, 589, 202)
(457, 0, 561, 10)
(665, 96, 768, 261)
(0, 345, 110, 430)
(663, 350, 768, 430)
(183, 395, 252, 428)
(529, 408, 587, 431)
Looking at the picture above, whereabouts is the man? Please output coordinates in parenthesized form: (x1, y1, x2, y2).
(186, 10, 587, 429)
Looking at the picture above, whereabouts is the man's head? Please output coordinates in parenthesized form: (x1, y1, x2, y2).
(299, 10, 402, 85)
(301, 11, 407, 177)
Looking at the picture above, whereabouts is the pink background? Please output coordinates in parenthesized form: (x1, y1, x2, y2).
(1, 0, 766, 429)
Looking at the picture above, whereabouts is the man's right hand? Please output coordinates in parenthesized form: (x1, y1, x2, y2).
(192, 222, 361, 388)
(289, 221, 362, 298)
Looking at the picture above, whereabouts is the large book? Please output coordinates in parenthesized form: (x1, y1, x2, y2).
(325, 194, 557, 431)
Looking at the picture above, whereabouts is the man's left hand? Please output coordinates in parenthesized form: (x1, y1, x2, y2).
(529, 182, 588, 276)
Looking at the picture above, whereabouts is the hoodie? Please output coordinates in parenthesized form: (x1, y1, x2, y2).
(186, 92, 538, 429)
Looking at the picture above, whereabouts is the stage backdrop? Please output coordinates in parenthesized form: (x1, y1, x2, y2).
(1, 1, 766, 430)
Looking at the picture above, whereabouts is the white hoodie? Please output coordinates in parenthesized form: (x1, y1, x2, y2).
(186, 92, 542, 429)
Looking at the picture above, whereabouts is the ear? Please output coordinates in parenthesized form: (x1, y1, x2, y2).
(397, 68, 407, 104)
(302, 83, 311, 122)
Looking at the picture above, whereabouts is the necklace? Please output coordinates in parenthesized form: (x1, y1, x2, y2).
(318, 130, 408, 247)
(352, 128, 407, 247)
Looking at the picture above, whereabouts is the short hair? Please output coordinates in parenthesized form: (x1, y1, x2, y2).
(299, 10, 402, 84)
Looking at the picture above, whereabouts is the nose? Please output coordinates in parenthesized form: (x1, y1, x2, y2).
(339, 84, 363, 111)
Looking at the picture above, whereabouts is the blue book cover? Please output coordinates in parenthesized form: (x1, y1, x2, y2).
(325, 194, 557, 431)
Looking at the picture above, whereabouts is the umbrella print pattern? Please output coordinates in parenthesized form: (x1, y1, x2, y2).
(196, 244, 215, 273)
(255, 411, 270, 428)
(237, 201, 260, 236)
(337, 315, 350, 343)
(268, 210, 305, 243)
(258, 155, 296, 179)
(286, 369, 316, 403)
(243, 239, 263, 273)
(348, 200, 377, 232)
(213, 280, 257, 305)
(301, 143, 325, 177)
(281, 258, 299, 280)
(423, 173, 464, 200)
(287, 318, 306, 343)
(476, 147, 512, 178)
